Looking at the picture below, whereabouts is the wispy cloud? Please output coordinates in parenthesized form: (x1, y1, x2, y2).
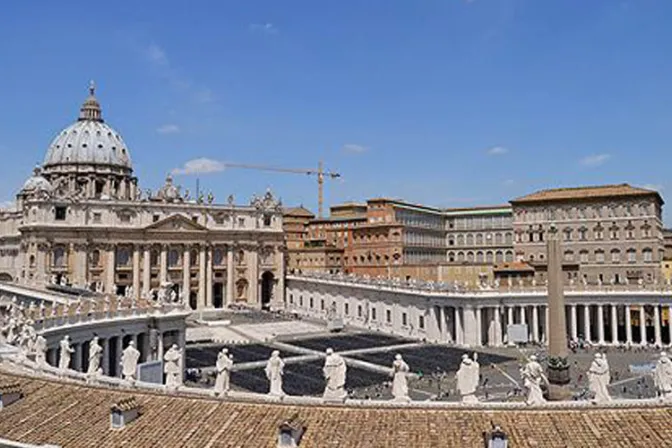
(487, 146, 509, 156)
(579, 153, 611, 167)
(156, 124, 180, 134)
(172, 158, 226, 175)
(341, 144, 369, 154)
(138, 42, 215, 105)
(249, 23, 278, 34)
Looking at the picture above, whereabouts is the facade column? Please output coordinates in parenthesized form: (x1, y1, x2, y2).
(639, 305, 647, 345)
(597, 304, 605, 344)
(654, 305, 663, 347)
(611, 304, 619, 344)
(520, 306, 527, 326)
(105, 245, 115, 294)
(132, 245, 141, 300)
(182, 246, 191, 306)
(159, 245, 168, 284)
(439, 306, 447, 342)
(462, 306, 477, 346)
(625, 304, 633, 344)
(74, 243, 88, 287)
(507, 306, 513, 327)
(142, 246, 151, 297)
(36, 243, 48, 286)
(531, 305, 539, 343)
(570, 304, 578, 342)
(249, 248, 259, 305)
(583, 305, 591, 342)
(543, 305, 549, 343)
(226, 246, 235, 307)
(198, 245, 206, 309)
(206, 245, 213, 307)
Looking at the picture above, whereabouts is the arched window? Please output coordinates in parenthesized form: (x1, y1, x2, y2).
(90, 250, 101, 267)
(150, 250, 159, 267)
(610, 249, 621, 263)
(456, 234, 464, 246)
(457, 252, 465, 262)
(467, 251, 474, 263)
(116, 247, 131, 266)
(495, 251, 504, 263)
(627, 248, 636, 263)
(595, 249, 605, 264)
(504, 250, 514, 262)
(476, 234, 483, 245)
(466, 234, 474, 246)
(448, 252, 455, 263)
(564, 250, 574, 262)
(579, 250, 589, 263)
(476, 251, 484, 263)
(494, 233, 502, 245)
(643, 248, 653, 263)
(213, 248, 224, 265)
(486, 251, 494, 263)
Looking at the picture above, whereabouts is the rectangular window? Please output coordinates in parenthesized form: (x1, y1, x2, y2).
(238, 217, 245, 227)
(596, 252, 605, 263)
(299, 296, 303, 307)
(371, 308, 377, 321)
(386, 309, 392, 323)
(120, 215, 131, 223)
(309, 297, 314, 308)
(402, 312, 407, 326)
(93, 212, 102, 223)
(289, 294, 293, 304)
(153, 214, 160, 222)
(263, 215, 272, 227)
(419, 315, 425, 329)
(358, 305, 363, 318)
(320, 299, 324, 310)
(344, 303, 349, 315)
(54, 206, 67, 221)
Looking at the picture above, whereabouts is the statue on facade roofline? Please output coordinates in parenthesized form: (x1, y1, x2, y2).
(214, 348, 233, 396)
(121, 341, 141, 382)
(34, 335, 47, 368)
(58, 335, 74, 373)
(87, 336, 103, 377)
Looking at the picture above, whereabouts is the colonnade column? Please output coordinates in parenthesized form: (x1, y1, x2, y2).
(654, 305, 662, 346)
(597, 304, 605, 344)
(611, 304, 619, 344)
(116, 337, 124, 377)
(570, 305, 578, 342)
(583, 305, 591, 342)
(669, 305, 672, 345)
(493, 306, 502, 347)
(182, 246, 191, 306)
(639, 306, 646, 345)
(544, 305, 549, 343)
(439, 306, 447, 342)
(142, 246, 151, 297)
(132, 245, 140, 300)
(198, 245, 206, 309)
(507, 306, 513, 327)
(455, 307, 463, 345)
(102, 338, 110, 375)
(475, 307, 482, 346)
(105, 245, 115, 294)
(226, 247, 235, 306)
(531, 306, 539, 343)
(625, 305, 633, 344)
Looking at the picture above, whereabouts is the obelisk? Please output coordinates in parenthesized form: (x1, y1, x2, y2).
(546, 223, 571, 400)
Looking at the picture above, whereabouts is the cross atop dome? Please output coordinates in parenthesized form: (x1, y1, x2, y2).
(78, 80, 103, 122)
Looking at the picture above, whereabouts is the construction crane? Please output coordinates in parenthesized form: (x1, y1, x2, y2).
(211, 160, 340, 218)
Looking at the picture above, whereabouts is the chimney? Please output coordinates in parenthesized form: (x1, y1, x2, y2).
(483, 424, 508, 448)
(110, 397, 140, 429)
(0, 382, 23, 409)
(277, 414, 305, 448)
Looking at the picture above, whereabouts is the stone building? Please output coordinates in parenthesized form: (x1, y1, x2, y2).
(443, 205, 514, 285)
(510, 184, 664, 285)
(0, 83, 285, 310)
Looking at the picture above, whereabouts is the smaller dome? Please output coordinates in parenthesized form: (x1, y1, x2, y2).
(155, 174, 182, 202)
(21, 166, 52, 193)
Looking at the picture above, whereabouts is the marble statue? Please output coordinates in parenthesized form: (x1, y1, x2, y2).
(265, 350, 285, 397)
(164, 344, 182, 389)
(58, 335, 74, 372)
(654, 351, 672, 400)
(121, 341, 141, 381)
(521, 355, 547, 405)
(227, 194, 234, 205)
(183, 189, 190, 201)
(34, 335, 47, 368)
(87, 336, 103, 376)
(456, 353, 480, 403)
(125, 285, 134, 299)
(322, 348, 347, 401)
(207, 191, 214, 204)
(59, 276, 67, 287)
(391, 354, 410, 402)
(214, 348, 233, 396)
(587, 353, 611, 402)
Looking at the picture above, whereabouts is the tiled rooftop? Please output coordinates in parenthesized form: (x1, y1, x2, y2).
(0, 371, 671, 447)
(511, 183, 661, 204)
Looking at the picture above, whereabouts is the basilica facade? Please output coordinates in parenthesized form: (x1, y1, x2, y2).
(0, 83, 285, 310)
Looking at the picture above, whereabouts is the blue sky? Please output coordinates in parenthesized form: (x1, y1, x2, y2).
(1, 0, 671, 219)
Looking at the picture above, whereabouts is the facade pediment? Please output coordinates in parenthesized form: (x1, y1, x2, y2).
(145, 214, 207, 232)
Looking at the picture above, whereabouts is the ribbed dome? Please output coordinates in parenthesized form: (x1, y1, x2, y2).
(21, 166, 52, 193)
(42, 82, 132, 170)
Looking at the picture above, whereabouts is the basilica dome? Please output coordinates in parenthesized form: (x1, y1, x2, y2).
(42, 82, 132, 171)
(21, 166, 52, 193)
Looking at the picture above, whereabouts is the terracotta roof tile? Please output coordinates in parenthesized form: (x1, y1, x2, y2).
(511, 184, 662, 204)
